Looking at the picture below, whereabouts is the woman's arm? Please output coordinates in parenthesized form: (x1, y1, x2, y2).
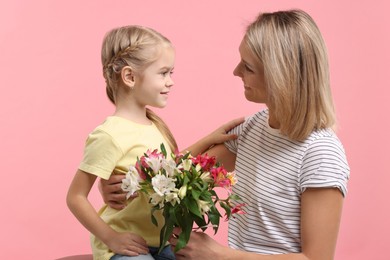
(170, 187, 344, 260)
(67, 170, 149, 256)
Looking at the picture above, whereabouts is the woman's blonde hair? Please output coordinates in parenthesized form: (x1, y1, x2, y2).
(245, 9, 336, 141)
(101, 25, 177, 151)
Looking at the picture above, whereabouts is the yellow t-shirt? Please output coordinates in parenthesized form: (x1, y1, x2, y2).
(79, 116, 172, 260)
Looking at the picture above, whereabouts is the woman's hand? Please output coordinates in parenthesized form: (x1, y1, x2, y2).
(105, 231, 149, 257)
(98, 174, 138, 210)
(169, 227, 225, 259)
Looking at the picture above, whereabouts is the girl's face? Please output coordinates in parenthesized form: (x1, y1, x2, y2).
(134, 45, 175, 109)
(233, 39, 267, 104)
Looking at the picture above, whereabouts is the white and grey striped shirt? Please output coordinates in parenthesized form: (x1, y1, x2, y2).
(225, 109, 349, 254)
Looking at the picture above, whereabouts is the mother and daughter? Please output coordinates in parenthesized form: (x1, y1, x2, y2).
(67, 9, 349, 260)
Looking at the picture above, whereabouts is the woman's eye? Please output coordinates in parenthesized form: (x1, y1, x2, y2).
(244, 64, 253, 72)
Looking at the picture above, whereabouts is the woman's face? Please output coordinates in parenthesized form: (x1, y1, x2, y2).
(233, 39, 267, 104)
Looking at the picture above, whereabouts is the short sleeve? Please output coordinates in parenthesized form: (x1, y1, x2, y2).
(79, 129, 123, 180)
(299, 136, 350, 197)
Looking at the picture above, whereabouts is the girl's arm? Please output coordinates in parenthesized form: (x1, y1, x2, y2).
(170, 187, 344, 260)
(99, 117, 244, 208)
(67, 170, 149, 256)
(183, 117, 244, 156)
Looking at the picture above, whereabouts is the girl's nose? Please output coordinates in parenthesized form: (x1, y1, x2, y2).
(166, 78, 174, 87)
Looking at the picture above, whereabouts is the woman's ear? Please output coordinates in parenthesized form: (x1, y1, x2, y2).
(121, 66, 135, 89)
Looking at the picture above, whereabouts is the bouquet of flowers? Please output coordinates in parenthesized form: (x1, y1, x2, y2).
(121, 143, 245, 252)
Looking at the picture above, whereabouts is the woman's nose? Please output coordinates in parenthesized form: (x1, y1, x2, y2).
(233, 64, 241, 77)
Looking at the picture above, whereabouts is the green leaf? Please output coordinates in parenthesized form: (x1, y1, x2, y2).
(174, 213, 194, 252)
(160, 143, 167, 157)
(219, 201, 232, 219)
(194, 215, 207, 231)
(185, 198, 202, 217)
(151, 208, 159, 227)
(229, 194, 242, 201)
(191, 189, 201, 201)
(159, 206, 176, 253)
(193, 181, 208, 192)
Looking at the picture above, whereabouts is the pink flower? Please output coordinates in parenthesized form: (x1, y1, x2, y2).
(210, 167, 231, 188)
(191, 154, 216, 171)
(139, 156, 149, 169)
(135, 160, 147, 180)
(231, 203, 246, 215)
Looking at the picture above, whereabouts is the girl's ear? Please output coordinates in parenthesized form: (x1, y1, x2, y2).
(121, 66, 135, 89)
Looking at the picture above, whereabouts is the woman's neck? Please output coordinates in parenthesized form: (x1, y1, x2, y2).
(268, 110, 280, 129)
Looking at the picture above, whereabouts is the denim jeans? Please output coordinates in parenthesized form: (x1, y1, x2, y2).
(110, 245, 175, 260)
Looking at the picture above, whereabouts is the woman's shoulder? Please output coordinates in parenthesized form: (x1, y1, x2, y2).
(305, 128, 348, 159)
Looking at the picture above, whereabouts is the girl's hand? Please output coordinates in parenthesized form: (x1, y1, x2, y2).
(169, 227, 224, 259)
(98, 175, 138, 210)
(206, 117, 245, 145)
(183, 117, 245, 157)
(106, 231, 149, 256)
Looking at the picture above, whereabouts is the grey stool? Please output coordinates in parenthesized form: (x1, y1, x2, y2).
(55, 255, 93, 260)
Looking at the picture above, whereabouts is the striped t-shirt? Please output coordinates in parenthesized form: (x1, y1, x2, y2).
(225, 109, 350, 254)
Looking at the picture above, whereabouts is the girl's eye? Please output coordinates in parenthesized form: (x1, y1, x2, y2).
(161, 71, 174, 76)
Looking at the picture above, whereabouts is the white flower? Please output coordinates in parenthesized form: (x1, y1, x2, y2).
(145, 157, 162, 174)
(121, 166, 141, 199)
(181, 159, 192, 171)
(151, 174, 176, 197)
(150, 193, 165, 209)
(162, 158, 177, 177)
(165, 192, 180, 206)
(178, 185, 187, 199)
(200, 171, 213, 183)
(197, 200, 211, 214)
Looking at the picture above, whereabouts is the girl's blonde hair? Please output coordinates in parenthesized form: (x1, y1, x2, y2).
(245, 9, 336, 141)
(101, 25, 177, 151)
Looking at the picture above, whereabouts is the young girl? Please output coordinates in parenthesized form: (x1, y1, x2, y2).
(66, 25, 180, 260)
(67, 25, 241, 260)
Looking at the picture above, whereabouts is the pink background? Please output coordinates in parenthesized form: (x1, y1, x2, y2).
(1, 0, 389, 259)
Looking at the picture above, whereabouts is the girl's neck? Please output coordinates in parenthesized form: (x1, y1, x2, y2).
(114, 104, 151, 125)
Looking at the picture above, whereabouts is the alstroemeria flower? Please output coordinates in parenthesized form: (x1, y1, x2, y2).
(178, 185, 187, 199)
(211, 167, 231, 188)
(192, 154, 216, 171)
(151, 174, 176, 196)
(162, 158, 177, 177)
(145, 156, 163, 174)
(197, 200, 211, 214)
(150, 193, 164, 209)
(231, 203, 246, 215)
(226, 172, 237, 186)
(121, 166, 141, 199)
(135, 161, 147, 180)
(199, 171, 213, 183)
(165, 192, 180, 206)
(180, 159, 192, 171)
